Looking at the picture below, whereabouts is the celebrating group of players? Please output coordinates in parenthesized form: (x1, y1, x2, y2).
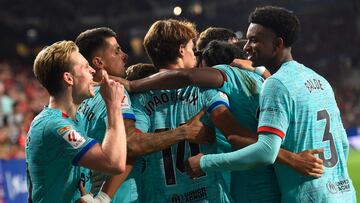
(25, 5, 356, 203)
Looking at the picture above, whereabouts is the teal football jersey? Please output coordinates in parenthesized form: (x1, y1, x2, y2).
(131, 87, 233, 203)
(79, 87, 135, 143)
(258, 60, 356, 202)
(214, 65, 281, 203)
(79, 87, 140, 203)
(26, 107, 97, 203)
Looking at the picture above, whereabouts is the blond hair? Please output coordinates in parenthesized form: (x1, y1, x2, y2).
(33, 41, 78, 96)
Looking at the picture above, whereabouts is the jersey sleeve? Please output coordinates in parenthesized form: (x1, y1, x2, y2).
(203, 88, 230, 113)
(200, 133, 282, 172)
(48, 119, 97, 165)
(213, 65, 233, 95)
(121, 90, 136, 121)
(257, 77, 292, 139)
(131, 93, 151, 133)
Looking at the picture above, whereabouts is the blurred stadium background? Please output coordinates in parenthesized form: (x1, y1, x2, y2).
(0, 0, 359, 202)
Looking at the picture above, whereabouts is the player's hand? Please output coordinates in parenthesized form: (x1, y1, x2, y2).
(90, 170, 108, 194)
(230, 59, 254, 71)
(109, 75, 131, 92)
(76, 181, 93, 203)
(100, 70, 124, 110)
(77, 181, 111, 203)
(293, 148, 324, 178)
(183, 109, 215, 144)
(185, 153, 206, 178)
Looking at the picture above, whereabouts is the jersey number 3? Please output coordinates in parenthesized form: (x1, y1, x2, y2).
(317, 110, 339, 168)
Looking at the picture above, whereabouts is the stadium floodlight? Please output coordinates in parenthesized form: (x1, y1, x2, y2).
(173, 6, 182, 16)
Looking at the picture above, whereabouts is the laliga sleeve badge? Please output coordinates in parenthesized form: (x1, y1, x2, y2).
(62, 129, 86, 149)
(219, 92, 229, 101)
(121, 95, 130, 109)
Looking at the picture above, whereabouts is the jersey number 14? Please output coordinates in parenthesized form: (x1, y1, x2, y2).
(155, 127, 205, 186)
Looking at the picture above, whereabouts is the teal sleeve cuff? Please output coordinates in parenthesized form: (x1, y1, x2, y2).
(199, 133, 282, 172)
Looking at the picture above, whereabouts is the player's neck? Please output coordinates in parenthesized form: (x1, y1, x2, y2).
(163, 62, 182, 70)
(273, 48, 293, 71)
(49, 92, 79, 120)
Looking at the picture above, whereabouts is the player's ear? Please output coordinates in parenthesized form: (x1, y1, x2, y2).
(179, 44, 185, 57)
(63, 72, 74, 86)
(272, 37, 284, 53)
(92, 56, 104, 69)
(274, 37, 284, 49)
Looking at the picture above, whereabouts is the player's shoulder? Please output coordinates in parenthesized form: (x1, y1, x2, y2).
(262, 76, 289, 96)
(213, 64, 231, 71)
(40, 108, 77, 131)
(130, 91, 151, 103)
(34, 107, 68, 125)
(215, 64, 263, 83)
(213, 64, 236, 77)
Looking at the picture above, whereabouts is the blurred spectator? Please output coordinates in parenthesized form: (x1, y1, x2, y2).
(0, 60, 48, 159)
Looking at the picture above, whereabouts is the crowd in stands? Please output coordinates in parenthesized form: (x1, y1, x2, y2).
(0, 61, 48, 159)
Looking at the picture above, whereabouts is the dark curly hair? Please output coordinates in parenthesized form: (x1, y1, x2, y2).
(196, 27, 237, 51)
(125, 63, 158, 81)
(202, 40, 243, 67)
(249, 6, 300, 47)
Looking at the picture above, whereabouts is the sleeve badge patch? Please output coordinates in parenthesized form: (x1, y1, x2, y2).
(57, 125, 72, 135)
(219, 92, 229, 102)
(121, 95, 130, 109)
(62, 129, 86, 149)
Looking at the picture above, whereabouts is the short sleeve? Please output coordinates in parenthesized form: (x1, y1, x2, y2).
(48, 119, 97, 165)
(122, 90, 136, 120)
(257, 78, 291, 139)
(203, 89, 230, 113)
(131, 94, 151, 133)
(213, 64, 233, 95)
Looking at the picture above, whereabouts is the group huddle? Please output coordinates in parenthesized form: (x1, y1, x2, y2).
(25, 6, 356, 203)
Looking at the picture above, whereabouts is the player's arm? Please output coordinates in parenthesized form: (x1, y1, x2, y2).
(96, 164, 134, 202)
(79, 165, 133, 203)
(276, 148, 324, 177)
(209, 106, 323, 177)
(82, 111, 212, 202)
(184, 92, 280, 175)
(125, 110, 214, 159)
(186, 133, 282, 178)
(231, 59, 271, 79)
(77, 163, 133, 203)
(113, 68, 225, 93)
(99, 164, 133, 197)
(209, 105, 257, 148)
(78, 72, 127, 175)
